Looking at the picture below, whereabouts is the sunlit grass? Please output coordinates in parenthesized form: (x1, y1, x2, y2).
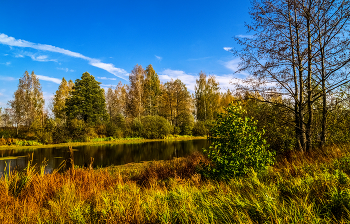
(0, 136, 206, 150)
(2, 146, 350, 223)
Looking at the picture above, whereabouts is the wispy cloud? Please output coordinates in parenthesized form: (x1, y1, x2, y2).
(222, 58, 249, 76)
(235, 34, 254, 39)
(0, 76, 15, 81)
(0, 33, 128, 79)
(29, 54, 57, 62)
(0, 62, 11, 66)
(57, 67, 75, 72)
(187, 56, 211, 61)
(36, 75, 61, 84)
(223, 47, 232, 52)
(14, 53, 24, 58)
(98, 77, 117, 81)
(155, 55, 162, 61)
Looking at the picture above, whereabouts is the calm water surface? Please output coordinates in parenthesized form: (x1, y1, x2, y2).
(0, 139, 210, 175)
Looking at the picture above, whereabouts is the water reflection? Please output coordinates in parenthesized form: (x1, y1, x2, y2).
(0, 139, 209, 175)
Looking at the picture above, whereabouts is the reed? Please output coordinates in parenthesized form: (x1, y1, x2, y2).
(1, 146, 350, 223)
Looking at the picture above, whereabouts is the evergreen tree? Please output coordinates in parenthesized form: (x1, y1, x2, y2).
(65, 72, 108, 124)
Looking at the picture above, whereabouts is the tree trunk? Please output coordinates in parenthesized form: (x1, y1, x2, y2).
(306, 1, 313, 151)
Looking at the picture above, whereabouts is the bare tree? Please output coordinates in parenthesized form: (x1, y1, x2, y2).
(234, 0, 350, 151)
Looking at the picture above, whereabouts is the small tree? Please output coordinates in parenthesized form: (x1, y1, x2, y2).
(201, 103, 275, 180)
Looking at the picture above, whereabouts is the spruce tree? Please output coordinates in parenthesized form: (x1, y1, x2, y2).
(65, 72, 108, 125)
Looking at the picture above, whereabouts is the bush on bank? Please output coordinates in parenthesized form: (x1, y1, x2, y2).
(200, 103, 275, 180)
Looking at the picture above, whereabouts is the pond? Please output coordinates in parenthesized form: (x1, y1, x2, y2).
(0, 139, 210, 175)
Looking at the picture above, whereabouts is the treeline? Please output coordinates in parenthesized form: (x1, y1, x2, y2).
(0, 65, 234, 144)
(0, 64, 350, 152)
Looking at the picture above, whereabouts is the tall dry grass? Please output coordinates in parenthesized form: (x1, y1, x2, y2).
(2, 146, 350, 223)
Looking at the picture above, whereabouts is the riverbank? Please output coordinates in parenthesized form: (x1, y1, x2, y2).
(2, 145, 350, 223)
(0, 136, 207, 150)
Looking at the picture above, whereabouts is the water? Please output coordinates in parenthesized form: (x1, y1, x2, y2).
(0, 139, 210, 175)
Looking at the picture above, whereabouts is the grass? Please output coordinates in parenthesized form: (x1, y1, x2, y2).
(2, 145, 350, 223)
(0, 135, 207, 150)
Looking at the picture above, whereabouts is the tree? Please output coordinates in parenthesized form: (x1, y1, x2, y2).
(200, 103, 275, 180)
(219, 89, 235, 114)
(194, 72, 220, 121)
(65, 72, 108, 125)
(53, 77, 74, 120)
(9, 71, 44, 134)
(159, 79, 193, 133)
(143, 64, 161, 116)
(126, 65, 145, 119)
(105, 82, 127, 123)
(234, 0, 350, 151)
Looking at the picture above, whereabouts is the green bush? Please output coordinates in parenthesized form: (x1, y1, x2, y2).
(192, 121, 208, 136)
(141, 115, 172, 139)
(131, 118, 143, 137)
(200, 103, 275, 180)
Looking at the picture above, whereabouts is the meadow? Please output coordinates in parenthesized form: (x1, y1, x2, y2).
(1, 145, 350, 223)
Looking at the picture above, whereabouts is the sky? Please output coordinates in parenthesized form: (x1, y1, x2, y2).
(0, 0, 252, 108)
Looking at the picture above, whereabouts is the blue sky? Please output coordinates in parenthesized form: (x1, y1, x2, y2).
(0, 0, 252, 108)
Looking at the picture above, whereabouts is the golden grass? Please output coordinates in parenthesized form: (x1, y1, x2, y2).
(0, 136, 206, 150)
(2, 145, 350, 223)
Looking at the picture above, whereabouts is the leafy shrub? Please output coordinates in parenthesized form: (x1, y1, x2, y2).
(141, 115, 172, 139)
(200, 103, 275, 180)
(177, 112, 194, 135)
(192, 121, 208, 136)
(131, 118, 143, 137)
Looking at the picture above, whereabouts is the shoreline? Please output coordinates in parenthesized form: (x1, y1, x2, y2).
(0, 136, 207, 150)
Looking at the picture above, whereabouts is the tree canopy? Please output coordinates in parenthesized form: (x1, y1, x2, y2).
(65, 72, 108, 125)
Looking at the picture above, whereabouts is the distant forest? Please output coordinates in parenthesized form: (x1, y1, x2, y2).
(0, 65, 234, 145)
(2, 58, 350, 152)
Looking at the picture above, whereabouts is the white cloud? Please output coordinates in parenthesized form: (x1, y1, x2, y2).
(214, 74, 234, 90)
(155, 55, 162, 61)
(36, 75, 61, 84)
(0, 76, 15, 81)
(159, 69, 235, 92)
(223, 47, 232, 52)
(29, 54, 57, 62)
(1, 62, 11, 66)
(222, 58, 249, 76)
(187, 56, 211, 61)
(159, 69, 197, 91)
(42, 92, 54, 102)
(235, 34, 254, 39)
(98, 77, 117, 80)
(14, 53, 24, 58)
(0, 33, 128, 79)
(89, 60, 128, 79)
(57, 67, 75, 72)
